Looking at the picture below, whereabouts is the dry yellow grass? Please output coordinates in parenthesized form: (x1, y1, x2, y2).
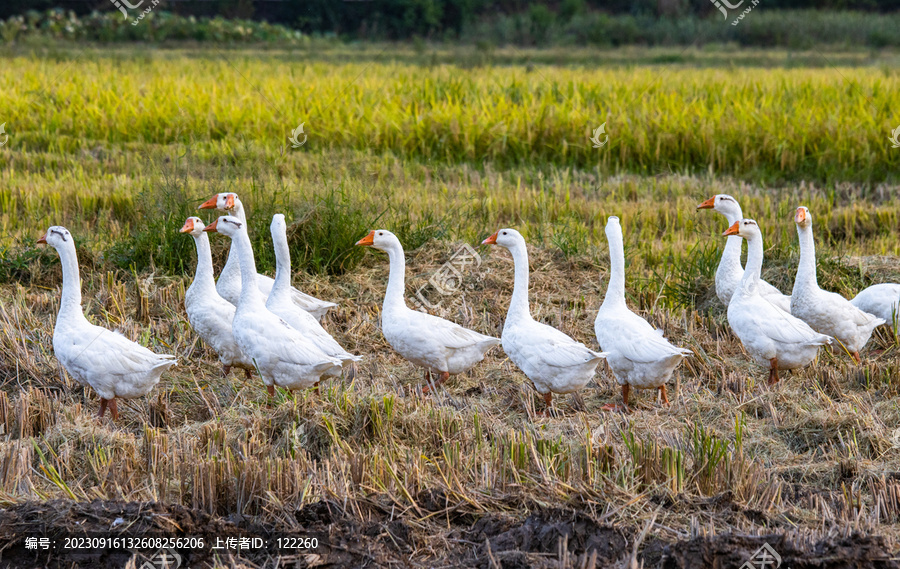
(1, 225, 900, 565)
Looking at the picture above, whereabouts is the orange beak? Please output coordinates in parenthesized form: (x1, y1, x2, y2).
(794, 207, 806, 224)
(203, 220, 219, 233)
(355, 230, 375, 246)
(723, 221, 740, 236)
(37, 233, 47, 244)
(179, 219, 195, 233)
(198, 196, 218, 210)
(481, 231, 499, 245)
(696, 196, 716, 210)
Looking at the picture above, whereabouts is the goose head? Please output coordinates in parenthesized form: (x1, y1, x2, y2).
(697, 194, 743, 223)
(794, 206, 812, 229)
(605, 215, 622, 232)
(179, 216, 206, 237)
(723, 218, 761, 240)
(355, 229, 402, 252)
(198, 192, 242, 214)
(270, 213, 286, 236)
(203, 215, 245, 237)
(37, 226, 74, 251)
(482, 228, 524, 249)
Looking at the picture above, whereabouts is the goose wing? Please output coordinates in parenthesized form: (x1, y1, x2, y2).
(245, 314, 338, 368)
(61, 326, 175, 378)
(411, 310, 499, 350)
(524, 323, 606, 370)
(734, 297, 829, 346)
(597, 312, 691, 363)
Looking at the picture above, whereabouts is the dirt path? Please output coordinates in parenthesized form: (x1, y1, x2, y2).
(0, 499, 896, 568)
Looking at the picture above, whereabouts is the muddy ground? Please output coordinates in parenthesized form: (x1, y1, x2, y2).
(0, 495, 896, 569)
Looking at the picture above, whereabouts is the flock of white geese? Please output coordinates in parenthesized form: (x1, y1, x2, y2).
(35, 192, 900, 420)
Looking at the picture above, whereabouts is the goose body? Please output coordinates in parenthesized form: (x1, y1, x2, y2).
(39, 226, 176, 420)
(180, 217, 253, 377)
(723, 219, 831, 383)
(594, 217, 690, 408)
(851, 283, 900, 332)
(205, 216, 341, 393)
(199, 193, 336, 320)
(790, 207, 883, 362)
(483, 228, 606, 412)
(266, 214, 361, 378)
(697, 194, 791, 312)
(356, 230, 499, 389)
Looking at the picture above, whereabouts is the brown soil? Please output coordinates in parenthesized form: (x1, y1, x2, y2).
(0, 498, 897, 569)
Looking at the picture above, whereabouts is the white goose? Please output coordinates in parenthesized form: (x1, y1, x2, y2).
(594, 217, 691, 410)
(204, 216, 341, 395)
(724, 219, 831, 384)
(39, 226, 176, 420)
(697, 194, 791, 312)
(356, 230, 499, 390)
(791, 206, 884, 363)
(851, 283, 900, 333)
(267, 214, 361, 378)
(483, 228, 606, 415)
(198, 193, 336, 320)
(180, 216, 253, 378)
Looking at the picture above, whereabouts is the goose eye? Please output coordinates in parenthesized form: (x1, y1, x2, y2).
(378, 232, 383, 236)
(502, 231, 507, 235)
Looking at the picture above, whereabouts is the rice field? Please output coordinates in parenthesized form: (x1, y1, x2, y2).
(1, 43, 900, 568)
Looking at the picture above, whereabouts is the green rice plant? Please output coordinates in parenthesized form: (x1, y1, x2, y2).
(105, 163, 199, 275)
(688, 422, 730, 496)
(622, 424, 686, 493)
(1, 50, 897, 182)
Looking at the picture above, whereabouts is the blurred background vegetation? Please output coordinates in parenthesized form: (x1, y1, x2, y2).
(1, 0, 899, 47)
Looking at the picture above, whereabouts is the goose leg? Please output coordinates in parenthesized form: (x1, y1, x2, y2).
(313, 382, 320, 395)
(98, 398, 109, 418)
(422, 370, 449, 393)
(109, 398, 119, 421)
(222, 365, 231, 377)
(659, 385, 670, 406)
(536, 392, 554, 417)
(601, 384, 631, 412)
(267, 385, 275, 397)
(852, 351, 861, 365)
(768, 358, 779, 385)
(244, 368, 253, 380)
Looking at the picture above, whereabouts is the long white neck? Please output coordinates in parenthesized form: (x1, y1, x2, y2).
(221, 203, 249, 281)
(56, 240, 84, 319)
(740, 232, 763, 295)
(270, 224, 292, 303)
(506, 242, 532, 321)
(189, 233, 217, 293)
(795, 223, 819, 289)
(719, 207, 744, 277)
(230, 228, 265, 308)
(383, 242, 408, 311)
(602, 224, 627, 309)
